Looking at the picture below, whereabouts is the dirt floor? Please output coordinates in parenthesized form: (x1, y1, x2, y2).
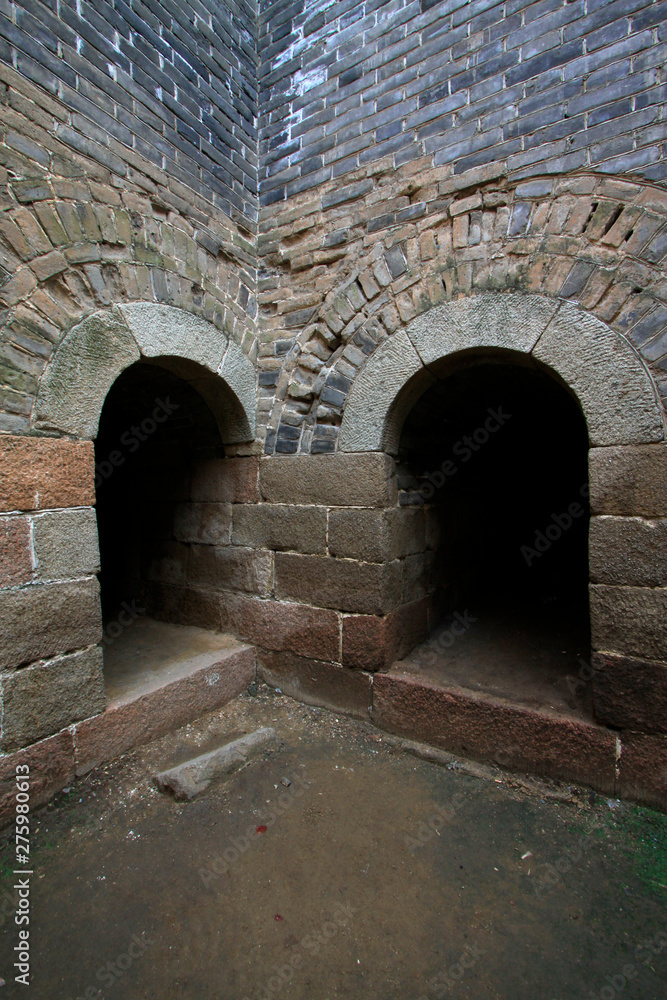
(1, 685, 666, 1000)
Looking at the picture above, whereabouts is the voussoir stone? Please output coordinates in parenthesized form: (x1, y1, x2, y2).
(532, 301, 664, 447)
(34, 310, 139, 438)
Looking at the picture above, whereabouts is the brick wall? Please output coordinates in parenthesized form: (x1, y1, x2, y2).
(143, 452, 438, 707)
(1, 0, 259, 224)
(259, 0, 666, 207)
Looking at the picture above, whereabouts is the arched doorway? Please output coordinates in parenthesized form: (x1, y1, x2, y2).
(95, 359, 225, 620)
(397, 350, 591, 714)
(94, 357, 230, 699)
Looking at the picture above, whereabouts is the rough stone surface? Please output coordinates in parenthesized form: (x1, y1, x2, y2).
(0, 437, 95, 513)
(257, 650, 372, 720)
(274, 553, 403, 616)
(342, 599, 430, 673)
(75, 644, 255, 776)
(221, 594, 340, 662)
(120, 303, 228, 372)
(155, 727, 278, 800)
(34, 311, 140, 438)
(592, 651, 667, 734)
(590, 584, 667, 661)
(0, 516, 32, 588)
(589, 445, 667, 516)
(338, 331, 426, 454)
(0, 731, 75, 829)
(590, 516, 667, 586)
(218, 339, 258, 442)
(33, 508, 100, 580)
(407, 294, 559, 363)
(173, 503, 232, 547)
(231, 504, 327, 554)
(0, 646, 105, 750)
(533, 303, 665, 447)
(144, 584, 223, 633)
(373, 672, 617, 795)
(619, 734, 667, 811)
(328, 507, 427, 563)
(191, 458, 260, 504)
(0, 578, 102, 670)
(188, 545, 273, 597)
(259, 454, 397, 507)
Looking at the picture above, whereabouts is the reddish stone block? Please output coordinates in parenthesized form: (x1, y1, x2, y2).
(342, 598, 430, 672)
(274, 552, 403, 615)
(191, 457, 260, 503)
(0, 578, 102, 670)
(373, 671, 617, 795)
(257, 650, 372, 720)
(0, 730, 75, 829)
(593, 651, 667, 734)
(619, 733, 667, 811)
(74, 644, 255, 775)
(0, 516, 32, 588)
(221, 594, 340, 662)
(0, 436, 95, 513)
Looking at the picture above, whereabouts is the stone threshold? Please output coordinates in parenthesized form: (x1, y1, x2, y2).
(0, 620, 255, 826)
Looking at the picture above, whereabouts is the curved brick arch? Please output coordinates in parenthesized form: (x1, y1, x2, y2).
(338, 294, 665, 454)
(0, 179, 259, 437)
(259, 171, 667, 455)
(34, 303, 257, 443)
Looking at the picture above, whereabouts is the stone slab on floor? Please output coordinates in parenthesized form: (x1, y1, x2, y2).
(75, 619, 255, 776)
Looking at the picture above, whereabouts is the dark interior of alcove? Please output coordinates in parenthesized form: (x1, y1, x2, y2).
(95, 360, 224, 625)
(396, 352, 592, 718)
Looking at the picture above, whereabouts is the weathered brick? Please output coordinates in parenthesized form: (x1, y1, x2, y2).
(260, 454, 397, 507)
(0, 516, 32, 588)
(0, 436, 95, 513)
(1, 646, 105, 750)
(274, 552, 403, 615)
(0, 578, 102, 670)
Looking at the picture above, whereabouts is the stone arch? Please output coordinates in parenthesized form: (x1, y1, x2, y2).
(33, 303, 257, 443)
(259, 170, 667, 455)
(339, 294, 665, 454)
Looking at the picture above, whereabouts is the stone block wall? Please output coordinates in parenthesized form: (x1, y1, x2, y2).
(0, 0, 666, 811)
(588, 443, 667, 736)
(144, 451, 438, 710)
(0, 434, 104, 751)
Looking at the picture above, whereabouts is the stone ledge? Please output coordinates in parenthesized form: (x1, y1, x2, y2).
(74, 641, 255, 777)
(257, 649, 372, 720)
(372, 671, 618, 795)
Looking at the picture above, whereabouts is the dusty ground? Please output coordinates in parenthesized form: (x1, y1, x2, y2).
(1, 685, 666, 1000)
